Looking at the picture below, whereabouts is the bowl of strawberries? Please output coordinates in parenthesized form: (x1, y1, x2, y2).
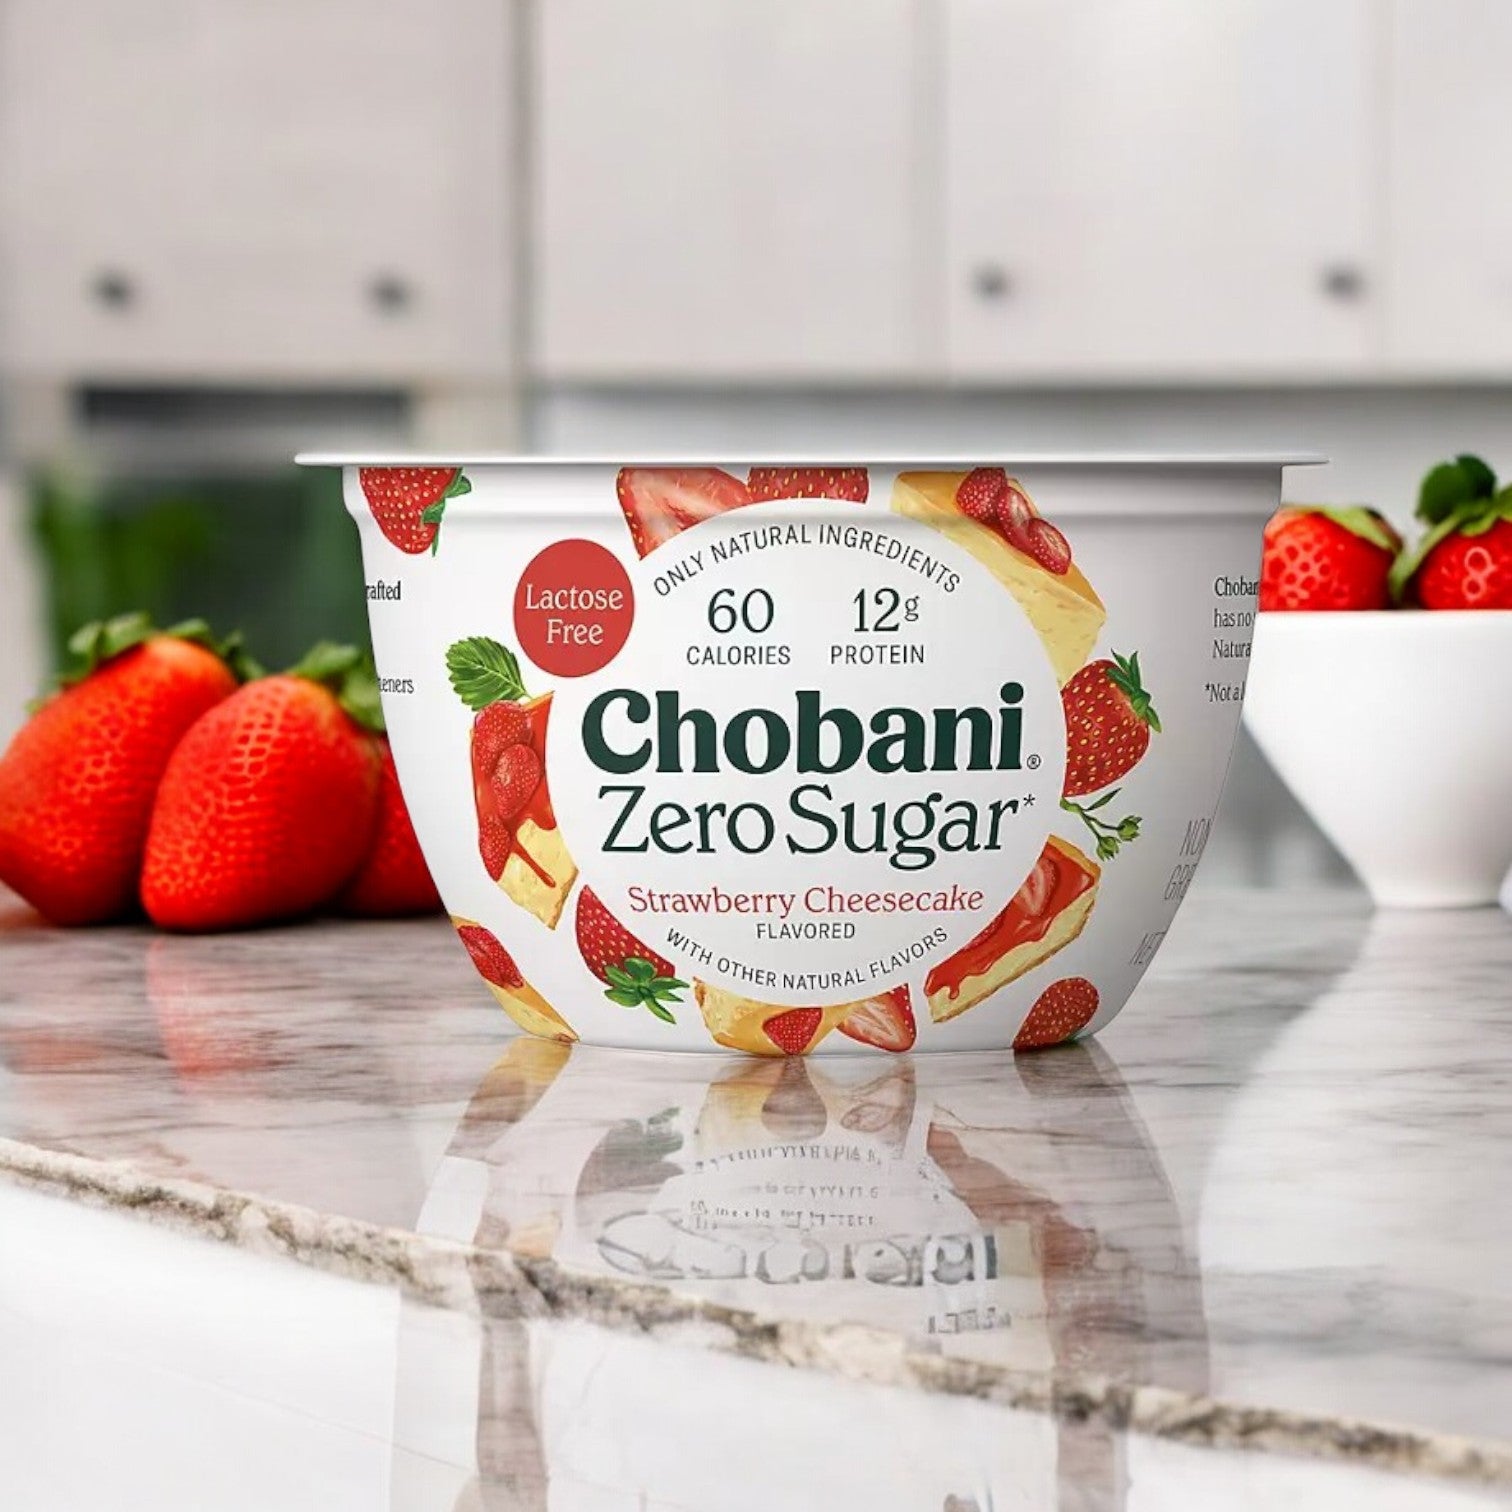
(1247, 454, 1512, 908)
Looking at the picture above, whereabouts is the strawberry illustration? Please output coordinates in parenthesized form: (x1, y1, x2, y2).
(837, 986, 916, 1052)
(141, 643, 383, 930)
(955, 467, 1007, 523)
(1390, 456, 1512, 609)
(575, 885, 687, 1022)
(337, 734, 442, 917)
(1023, 518, 1072, 575)
(0, 614, 245, 925)
(1260, 506, 1400, 611)
(491, 743, 542, 820)
(457, 921, 524, 989)
(614, 467, 753, 556)
(746, 467, 869, 503)
(1062, 652, 1159, 797)
(359, 466, 471, 556)
(1014, 977, 1100, 1050)
(762, 1007, 824, 1056)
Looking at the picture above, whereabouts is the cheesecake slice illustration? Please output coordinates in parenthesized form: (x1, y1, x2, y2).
(924, 835, 1100, 1024)
(453, 917, 578, 1043)
(889, 471, 1106, 684)
(448, 636, 578, 929)
(693, 983, 856, 1057)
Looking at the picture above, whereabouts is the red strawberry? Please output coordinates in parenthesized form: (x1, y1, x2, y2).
(575, 885, 687, 1021)
(491, 743, 542, 820)
(1260, 507, 1400, 611)
(141, 644, 383, 931)
(1023, 518, 1072, 575)
(956, 467, 1008, 523)
(0, 615, 241, 925)
(1414, 518, 1512, 609)
(837, 986, 916, 1052)
(457, 921, 524, 989)
(1017, 848, 1060, 919)
(359, 466, 470, 556)
(337, 734, 442, 917)
(1061, 651, 1161, 798)
(762, 1007, 824, 1056)
(615, 468, 753, 556)
(1014, 977, 1099, 1050)
(473, 701, 529, 768)
(997, 482, 1036, 545)
(747, 467, 869, 503)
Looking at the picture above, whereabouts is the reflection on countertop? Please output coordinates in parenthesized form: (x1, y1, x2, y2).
(3, 881, 1512, 1500)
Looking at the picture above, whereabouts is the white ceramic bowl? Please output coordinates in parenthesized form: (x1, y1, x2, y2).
(301, 453, 1309, 1055)
(1246, 611, 1512, 908)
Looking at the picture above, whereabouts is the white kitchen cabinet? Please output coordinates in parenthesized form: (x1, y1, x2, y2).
(0, 0, 514, 383)
(532, 0, 929, 382)
(1384, 1, 1512, 374)
(944, 0, 1378, 380)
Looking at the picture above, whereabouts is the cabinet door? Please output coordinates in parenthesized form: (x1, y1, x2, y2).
(1385, 1, 1512, 372)
(0, 0, 513, 382)
(533, 0, 927, 381)
(945, 0, 1376, 379)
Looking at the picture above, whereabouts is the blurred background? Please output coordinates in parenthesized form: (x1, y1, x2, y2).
(1, 0, 1504, 887)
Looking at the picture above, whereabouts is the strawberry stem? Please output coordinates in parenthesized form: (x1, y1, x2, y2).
(287, 642, 385, 732)
(55, 613, 261, 691)
(1061, 795, 1141, 861)
(602, 956, 687, 1022)
(1105, 650, 1161, 733)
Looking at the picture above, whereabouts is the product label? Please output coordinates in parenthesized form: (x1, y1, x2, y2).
(550, 500, 1064, 1004)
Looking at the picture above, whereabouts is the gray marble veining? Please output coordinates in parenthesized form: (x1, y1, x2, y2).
(3, 882, 1511, 1488)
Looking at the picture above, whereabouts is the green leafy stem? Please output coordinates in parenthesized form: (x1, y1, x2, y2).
(603, 956, 688, 1024)
(1061, 791, 1142, 861)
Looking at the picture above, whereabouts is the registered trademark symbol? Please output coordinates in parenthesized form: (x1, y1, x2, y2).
(1026, 753, 1041, 770)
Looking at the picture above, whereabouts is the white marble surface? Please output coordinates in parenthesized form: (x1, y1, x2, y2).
(2, 881, 1512, 1501)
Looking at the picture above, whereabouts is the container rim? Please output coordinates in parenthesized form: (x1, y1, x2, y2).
(297, 451, 1326, 469)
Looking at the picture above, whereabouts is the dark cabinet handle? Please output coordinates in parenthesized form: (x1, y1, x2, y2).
(1320, 264, 1365, 302)
(368, 273, 413, 314)
(90, 270, 136, 311)
(971, 263, 1012, 301)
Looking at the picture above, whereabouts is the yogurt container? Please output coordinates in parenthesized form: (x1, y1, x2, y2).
(300, 454, 1314, 1054)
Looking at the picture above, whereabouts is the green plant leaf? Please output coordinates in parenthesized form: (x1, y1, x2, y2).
(623, 957, 658, 982)
(443, 472, 472, 500)
(1456, 453, 1497, 499)
(606, 987, 643, 1008)
(1417, 456, 1495, 525)
(1300, 505, 1401, 556)
(645, 999, 677, 1025)
(1061, 796, 1142, 860)
(445, 636, 528, 710)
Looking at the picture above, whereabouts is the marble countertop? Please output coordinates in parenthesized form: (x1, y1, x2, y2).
(3, 882, 1511, 1498)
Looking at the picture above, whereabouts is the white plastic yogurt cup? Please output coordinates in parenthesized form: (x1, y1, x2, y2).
(300, 453, 1318, 1055)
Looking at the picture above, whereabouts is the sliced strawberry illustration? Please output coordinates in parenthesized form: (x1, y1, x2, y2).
(747, 467, 869, 503)
(955, 467, 1007, 523)
(614, 468, 753, 557)
(837, 987, 916, 1052)
(457, 922, 525, 990)
(575, 885, 687, 1022)
(491, 743, 541, 820)
(1017, 849, 1061, 919)
(473, 701, 529, 769)
(359, 466, 470, 556)
(762, 1007, 824, 1056)
(997, 483, 1036, 547)
(1023, 518, 1072, 575)
(1014, 977, 1100, 1050)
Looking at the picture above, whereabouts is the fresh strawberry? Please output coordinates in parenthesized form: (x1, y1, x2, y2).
(1391, 457, 1512, 609)
(1415, 520, 1512, 609)
(1260, 506, 1400, 611)
(956, 467, 1007, 523)
(837, 986, 916, 1052)
(457, 921, 524, 989)
(0, 615, 243, 925)
(337, 734, 442, 917)
(1014, 977, 1099, 1050)
(747, 467, 869, 503)
(491, 743, 542, 820)
(1062, 652, 1160, 798)
(614, 468, 752, 556)
(359, 466, 470, 556)
(1024, 518, 1072, 575)
(762, 1006, 824, 1056)
(141, 644, 383, 931)
(575, 885, 687, 1022)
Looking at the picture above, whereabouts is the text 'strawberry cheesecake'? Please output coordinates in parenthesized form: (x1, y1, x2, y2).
(310, 451, 1316, 1055)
